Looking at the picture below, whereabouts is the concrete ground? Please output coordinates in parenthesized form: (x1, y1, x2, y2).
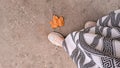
(0, 0, 120, 68)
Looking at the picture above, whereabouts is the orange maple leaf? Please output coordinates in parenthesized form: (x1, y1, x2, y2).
(49, 15, 64, 29)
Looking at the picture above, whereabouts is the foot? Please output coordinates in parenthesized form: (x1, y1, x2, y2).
(84, 21, 96, 28)
(48, 32, 64, 47)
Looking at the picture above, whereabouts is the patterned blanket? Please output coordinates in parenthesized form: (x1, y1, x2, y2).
(63, 9, 120, 68)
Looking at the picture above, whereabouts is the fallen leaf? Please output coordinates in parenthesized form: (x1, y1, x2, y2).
(49, 15, 64, 29)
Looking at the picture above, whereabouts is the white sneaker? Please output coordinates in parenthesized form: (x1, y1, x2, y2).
(48, 32, 64, 47)
(85, 21, 96, 28)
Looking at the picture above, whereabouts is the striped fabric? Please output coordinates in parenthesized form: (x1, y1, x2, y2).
(63, 9, 120, 68)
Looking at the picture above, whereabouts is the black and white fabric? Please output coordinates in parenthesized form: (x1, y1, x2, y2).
(63, 9, 120, 68)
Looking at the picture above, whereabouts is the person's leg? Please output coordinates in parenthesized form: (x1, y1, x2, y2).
(48, 21, 96, 47)
(48, 9, 120, 68)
